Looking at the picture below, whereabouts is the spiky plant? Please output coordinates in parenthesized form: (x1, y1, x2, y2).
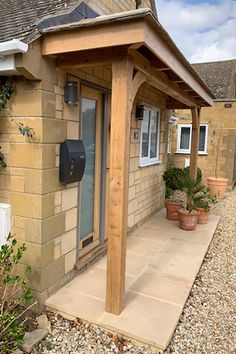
(175, 173, 205, 212)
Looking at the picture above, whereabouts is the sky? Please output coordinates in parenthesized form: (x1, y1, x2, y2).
(156, 0, 236, 63)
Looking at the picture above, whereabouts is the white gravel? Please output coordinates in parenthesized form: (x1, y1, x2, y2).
(34, 191, 236, 354)
(165, 190, 236, 353)
(34, 315, 159, 354)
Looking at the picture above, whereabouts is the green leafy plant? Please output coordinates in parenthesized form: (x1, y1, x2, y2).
(194, 187, 217, 211)
(175, 173, 205, 212)
(0, 147, 6, 169)
(184, 166, 202, 185)
(163, 166, 202, 198)
(163, 167, 184, 192)
(11, 119, 35, 139)
(0, 82, 13, 109)
(0, 78, 35, 138)
(0, 233, 35, 353)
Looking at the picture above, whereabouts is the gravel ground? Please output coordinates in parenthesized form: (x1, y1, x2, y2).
(34, 191, 236, 354)
(34, 314, 158, 354)
(165, 190, 236, 353)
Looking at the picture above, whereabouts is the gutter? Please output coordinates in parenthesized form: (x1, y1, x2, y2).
(0, 39, 28, 75)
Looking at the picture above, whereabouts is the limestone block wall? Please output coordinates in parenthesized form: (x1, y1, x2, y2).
(128, 84, 167, 229)
(88, 0, 154, 15)
(0, 51, 167, 306)
(168, 101, 236, 186)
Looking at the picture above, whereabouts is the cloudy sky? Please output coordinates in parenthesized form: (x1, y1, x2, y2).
(156, 0, 236, 63)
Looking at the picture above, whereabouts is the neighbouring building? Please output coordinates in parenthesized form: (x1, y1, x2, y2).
(0, 0, 214, 312)
(168, 59, 236, 187)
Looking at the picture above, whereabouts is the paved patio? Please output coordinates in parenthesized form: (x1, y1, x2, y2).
(46, 209, 220, 352)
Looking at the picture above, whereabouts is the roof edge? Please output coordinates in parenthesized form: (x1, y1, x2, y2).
(40, 8, 215, 102)
(39, 8, 153, 34)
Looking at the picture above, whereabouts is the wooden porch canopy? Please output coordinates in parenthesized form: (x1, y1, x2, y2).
(40, 8, 215, 315)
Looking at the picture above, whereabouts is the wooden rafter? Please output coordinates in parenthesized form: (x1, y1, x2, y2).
(144, 22, 213, 105)
(129, 50, 199, 107)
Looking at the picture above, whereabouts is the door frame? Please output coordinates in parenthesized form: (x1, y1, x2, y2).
(77, 81, 110, 261)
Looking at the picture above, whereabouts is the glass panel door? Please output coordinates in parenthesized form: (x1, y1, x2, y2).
(78, 86, 102, 256)
(80, 98, 96, 238)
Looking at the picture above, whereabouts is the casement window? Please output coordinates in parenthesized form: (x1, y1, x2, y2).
(140, 107, 161, 167)
(176, 124, 208, 154)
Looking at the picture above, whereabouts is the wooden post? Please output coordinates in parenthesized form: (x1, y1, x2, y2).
(106, 55, 133, 315)
(189, 107, 201, 180)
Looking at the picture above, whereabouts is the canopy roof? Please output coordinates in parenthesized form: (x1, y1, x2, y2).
(41, 8, 215, 108)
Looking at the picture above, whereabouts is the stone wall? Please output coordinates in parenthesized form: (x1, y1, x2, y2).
(168, 101, 236, 186)
(0, 46, 167, 307)
(128, 85, 167, 229)
(88, 0, 154, 15)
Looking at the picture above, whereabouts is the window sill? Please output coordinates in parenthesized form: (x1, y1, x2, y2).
(175, 151, 208, 156)
(139, 159, 162, 168)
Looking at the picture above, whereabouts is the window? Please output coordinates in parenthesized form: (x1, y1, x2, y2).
(176, 124, 208, 154)
(140, 107, 161, 166)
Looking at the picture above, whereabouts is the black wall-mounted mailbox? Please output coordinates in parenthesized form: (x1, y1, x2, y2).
(59, 140, 86, 184)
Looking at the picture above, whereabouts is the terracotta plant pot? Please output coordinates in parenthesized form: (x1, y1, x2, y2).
(207, 177, 228, 199)
(196, 207, 209, 224)
(178, 208, 198, 231)
(165, 200, 182, 221)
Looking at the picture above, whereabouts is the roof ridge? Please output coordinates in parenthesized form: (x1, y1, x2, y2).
(192, 58, 236, 65)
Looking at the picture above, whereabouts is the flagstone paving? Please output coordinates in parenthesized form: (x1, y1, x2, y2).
(46, 209, 220, 351)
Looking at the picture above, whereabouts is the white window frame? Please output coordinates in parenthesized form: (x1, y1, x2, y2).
(139, 106, 161, 167)
(176, 123, 208, 155)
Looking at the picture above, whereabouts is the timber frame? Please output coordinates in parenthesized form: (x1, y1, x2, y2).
(40, 8, 215, 315)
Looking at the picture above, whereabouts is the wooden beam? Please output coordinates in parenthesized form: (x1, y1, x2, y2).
(144, 22, 214, 106)
(56, 47, 126, 69)
(106, 54, 133, 315)
(129, 50, 199, 107)
(189, 107, 201, 180)
(42, 20, 145, 56)
(166, 102, 188, 109)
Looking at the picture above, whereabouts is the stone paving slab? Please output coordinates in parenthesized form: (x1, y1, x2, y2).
(46, 210, 220, 351)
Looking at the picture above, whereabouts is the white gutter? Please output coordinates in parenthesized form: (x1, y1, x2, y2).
(0, 39, 28, 75)
(0, 39, 28, 56)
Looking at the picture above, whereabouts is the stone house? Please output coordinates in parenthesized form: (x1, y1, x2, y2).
(168, 59, 236, 188)
(0, 0, 214, 313)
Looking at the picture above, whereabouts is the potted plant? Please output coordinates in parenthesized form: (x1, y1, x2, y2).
(176, 174, 205, 231)
(207, 126, 228, 199)
(163, 167, 196, 221)
(165, 188, 184, 221)
(194, 188, 217, 224)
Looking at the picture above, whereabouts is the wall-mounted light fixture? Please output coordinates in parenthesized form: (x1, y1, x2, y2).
(64, 81, 78, 106)
(169, 115, 179, 125)
(136, 105, 145, 120)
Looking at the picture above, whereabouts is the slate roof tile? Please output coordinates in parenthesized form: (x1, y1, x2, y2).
(192, 60, 236, 100)
(0, 0, 78, 43)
